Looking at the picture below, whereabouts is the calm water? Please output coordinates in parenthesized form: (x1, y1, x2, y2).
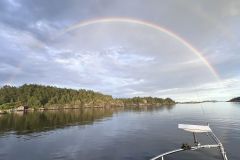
(0, 103, 239, 160)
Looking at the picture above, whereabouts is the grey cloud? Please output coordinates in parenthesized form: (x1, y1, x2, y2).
(0, 0, 239, 101)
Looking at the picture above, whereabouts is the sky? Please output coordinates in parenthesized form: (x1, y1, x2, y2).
(0, 0, 240, 101)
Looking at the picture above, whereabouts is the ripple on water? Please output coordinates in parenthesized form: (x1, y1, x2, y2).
(0, 103, 239, 160)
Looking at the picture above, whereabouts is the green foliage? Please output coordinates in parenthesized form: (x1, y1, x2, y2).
(0, 84, 114, 109)
(118, 96, 175, 106)
(0, 84, 175, 109)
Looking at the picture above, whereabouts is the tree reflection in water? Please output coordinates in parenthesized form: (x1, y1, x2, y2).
(0, 105, 175, 135)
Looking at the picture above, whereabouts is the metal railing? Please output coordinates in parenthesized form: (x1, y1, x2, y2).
(150, 131, 228, 160)
(150, 144, 220, 160)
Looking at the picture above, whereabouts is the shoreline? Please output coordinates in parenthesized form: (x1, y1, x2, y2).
(0, 103, 175, 114)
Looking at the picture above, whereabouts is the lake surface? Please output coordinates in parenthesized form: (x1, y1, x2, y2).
(0, 103, 239, 160)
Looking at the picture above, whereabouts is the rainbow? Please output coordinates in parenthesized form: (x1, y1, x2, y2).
(60, 17, 220, 80)
(5, 17, 220, 85)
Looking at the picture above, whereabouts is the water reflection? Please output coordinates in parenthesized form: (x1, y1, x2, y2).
(0, 103, 239, 160)
(125, 105, 175, 112)
(0, 108, 115, 134)
(0, 105, 175, 135)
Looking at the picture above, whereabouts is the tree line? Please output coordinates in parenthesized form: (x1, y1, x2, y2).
(0, 84, 175, 110)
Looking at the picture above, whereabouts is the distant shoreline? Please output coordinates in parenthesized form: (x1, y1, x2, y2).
(228, 97, 240, 102)
(0, 104, 175, 114)
(1, 84, 238, 115)
(178, 100, 220, 104)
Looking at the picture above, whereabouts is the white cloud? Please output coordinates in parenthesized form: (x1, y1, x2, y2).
(6, 0, 21, 8)
(1, 0, 240, 101)
(152, 77, 240, 101)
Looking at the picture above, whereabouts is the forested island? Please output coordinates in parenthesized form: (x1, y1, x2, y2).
(0, 84, 175, 113)
(228, 97, 240, 102)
